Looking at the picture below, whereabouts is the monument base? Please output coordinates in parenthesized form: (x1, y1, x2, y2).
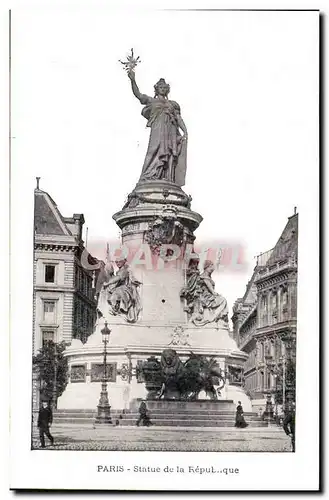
(57, 318, 252, 411)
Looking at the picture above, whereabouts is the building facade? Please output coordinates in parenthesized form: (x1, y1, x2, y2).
(232, 213, 298, 413)
(33, 184, 99, 354)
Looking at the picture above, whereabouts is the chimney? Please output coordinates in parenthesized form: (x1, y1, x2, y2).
(73, 213, 85, 241)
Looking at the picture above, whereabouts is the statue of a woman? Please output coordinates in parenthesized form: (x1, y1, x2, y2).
(127, 70, 188, 186)
(196, 260, 229, 326)
(181, 259, 228, 326)
(104, 259, 142, 323)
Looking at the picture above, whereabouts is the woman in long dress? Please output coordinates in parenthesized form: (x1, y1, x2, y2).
(235, 401, 249, 428)
(127, 71, 188, 186)
(104, 259, 142, 323)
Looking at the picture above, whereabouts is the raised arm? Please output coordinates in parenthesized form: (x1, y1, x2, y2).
(128, 70, 150, 104)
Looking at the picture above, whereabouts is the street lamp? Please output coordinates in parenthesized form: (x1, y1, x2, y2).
(95, 321, 112, 424)
(279, 355, 286, 411)
(263, 354, 275, 423)
(282, 332, 296, 413)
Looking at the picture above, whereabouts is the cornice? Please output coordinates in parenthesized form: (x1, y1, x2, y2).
(255, 259, 297, 289)
(255, 320, 297, 338)
(35, 286, 75, 293)
(34, 242, 77, 253)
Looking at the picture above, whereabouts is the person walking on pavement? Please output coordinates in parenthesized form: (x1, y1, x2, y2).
(38, 400, 54, 448)
(234, 401, 249, 428)
(283, 403, 295, 452)
(136, 401, 152, 427)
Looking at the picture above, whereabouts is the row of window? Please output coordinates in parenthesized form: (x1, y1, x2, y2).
(258, 339, 283, 360)
(43, 264, 94, 301)
(40, 297, 95, 345)
(244, 339, 284, 375)
(240, 317, 257, 340)
(259, 289, 289, 327)
(75, 266, 94, 299)
(73, 299, 95, 342)
(245, 371, 273, 393)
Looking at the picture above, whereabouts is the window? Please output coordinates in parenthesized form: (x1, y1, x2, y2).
(282, 289, 289, 320)
(43, 300, 55, 323)
(261, 295, 267, 326)
(45, 265, 55, 283)
(259, 371, 264, 391)
(42, 330, 54, 346)
(272, 293, 277, 310)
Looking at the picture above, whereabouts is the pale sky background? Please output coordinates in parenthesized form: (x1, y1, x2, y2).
(11, 8, 318, 316)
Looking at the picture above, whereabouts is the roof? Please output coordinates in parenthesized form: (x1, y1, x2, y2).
(266, 213, 298, 265)
(34, 190, 70, 235)
(34, 188, 84, 238)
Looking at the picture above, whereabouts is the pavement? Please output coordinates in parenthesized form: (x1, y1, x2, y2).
(35, 423, 292, 452)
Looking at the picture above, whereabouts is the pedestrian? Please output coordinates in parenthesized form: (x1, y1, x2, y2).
(283, 404, 295, 452)
(136, 401, 152, 427)
(235, 401, 248, 428)
(38, 400, 54, 448)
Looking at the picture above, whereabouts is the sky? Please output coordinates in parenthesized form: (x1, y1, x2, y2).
(11, 8, 318, 315)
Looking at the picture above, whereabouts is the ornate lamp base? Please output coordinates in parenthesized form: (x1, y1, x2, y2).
(95, 404, 112, 424)
(262, 393, 275, 422)
(95, 381, 112, 424)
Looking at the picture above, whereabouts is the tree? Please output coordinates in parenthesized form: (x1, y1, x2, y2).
(33, 341, 68, 402)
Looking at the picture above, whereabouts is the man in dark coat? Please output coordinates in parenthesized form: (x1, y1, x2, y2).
(283, 404, 295, 452)
(38, 401, 54, 448)
(136, 401, 152, 427)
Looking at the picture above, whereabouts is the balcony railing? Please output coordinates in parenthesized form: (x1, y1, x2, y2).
(256, 256, 297, 280)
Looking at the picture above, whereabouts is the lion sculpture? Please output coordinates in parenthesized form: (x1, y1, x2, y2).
(141, 349, 226, 401)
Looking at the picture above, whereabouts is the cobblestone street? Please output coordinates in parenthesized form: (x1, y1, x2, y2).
(34, 424, 292, 452)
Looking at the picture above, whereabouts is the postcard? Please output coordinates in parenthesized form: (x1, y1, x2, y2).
(9, 5, 320, 492)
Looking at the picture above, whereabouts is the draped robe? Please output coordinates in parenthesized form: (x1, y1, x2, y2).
(139, 94, 187, 186)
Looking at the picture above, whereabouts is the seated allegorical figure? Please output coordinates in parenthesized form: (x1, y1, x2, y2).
(103, 259, 142, 323)
(180, 259, 228, 326)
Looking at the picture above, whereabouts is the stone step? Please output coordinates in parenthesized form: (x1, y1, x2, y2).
(117, 419, 268, 428)
(54, 409, 259, 417)
(54, 412, 262, 422)
(53, 417, 267, 427)
(53, 415, 266, 427)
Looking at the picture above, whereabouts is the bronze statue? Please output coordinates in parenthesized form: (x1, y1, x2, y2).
(141, 349, 226, 401)
(120, 50, 188, 186)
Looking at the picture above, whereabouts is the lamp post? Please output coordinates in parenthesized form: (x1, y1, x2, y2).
(95, 322, 112, 424)
(263, 354, 275, 423)
(282, 332, 296, 413)
(279, 354, 286, 411)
